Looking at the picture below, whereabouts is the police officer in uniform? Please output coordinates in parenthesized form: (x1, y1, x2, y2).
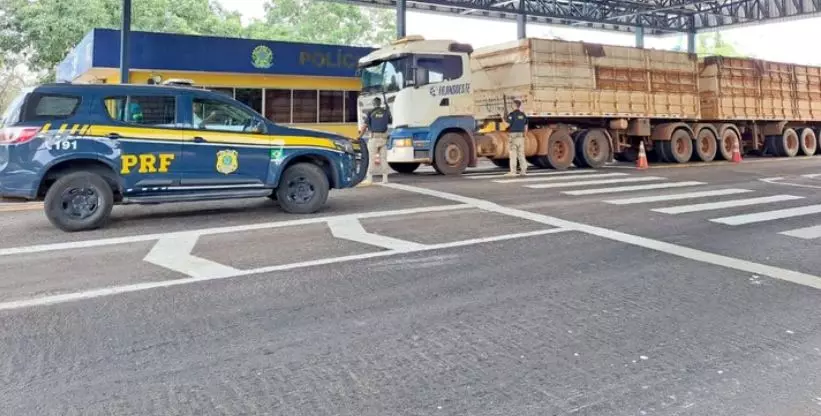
(505, 99, 528, 176)
(360, 97, 392, 185)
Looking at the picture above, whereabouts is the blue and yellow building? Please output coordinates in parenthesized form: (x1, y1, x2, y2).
(56, 28, 374, 138)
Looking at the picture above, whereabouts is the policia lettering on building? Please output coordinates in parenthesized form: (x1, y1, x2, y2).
(359, 97, 392, 186)
(505, 99, 528, 176)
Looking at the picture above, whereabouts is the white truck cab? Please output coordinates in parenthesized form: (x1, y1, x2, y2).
(356, 36, 479, 174)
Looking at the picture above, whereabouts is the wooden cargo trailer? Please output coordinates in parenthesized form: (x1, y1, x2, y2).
(470, 37, 821, 168)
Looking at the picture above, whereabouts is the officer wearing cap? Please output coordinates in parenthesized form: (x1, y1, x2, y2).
(360, 97, 392, 185)
(505, 99, 528, 176)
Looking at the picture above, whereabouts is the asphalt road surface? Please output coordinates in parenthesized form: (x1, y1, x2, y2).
(3, 157, 821, 415)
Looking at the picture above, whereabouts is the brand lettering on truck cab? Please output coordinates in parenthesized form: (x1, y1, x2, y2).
(430, 83, 471, 97)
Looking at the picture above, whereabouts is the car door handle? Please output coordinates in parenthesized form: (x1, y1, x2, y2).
(193, 136, 206, 143)
(107, 133, 121, 140)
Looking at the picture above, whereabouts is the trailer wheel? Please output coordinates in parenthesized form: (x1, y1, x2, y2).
(816, 128, 821, 155)
(433, 132, 470, 175)
(546, 131, 576, 170)
(692, 128, 718, 162)
(615, 148, 638, 163)
(653, 141, 671, 163)
(388, 162, 420, 174)
(526, 156, 550, 169)
(717, 128, 740, 160)
(660, 129, 693, 164)
(490, 158, 510, 169)
(574, 129, 610, 168)
(799, 128, 817, 156)
(771, 128, 800, 157)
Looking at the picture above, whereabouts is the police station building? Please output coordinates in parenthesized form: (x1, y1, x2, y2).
(56, 28, 375, 139)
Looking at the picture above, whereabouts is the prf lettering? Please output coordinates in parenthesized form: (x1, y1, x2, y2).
(299, 50, 356, 69)
(121, 153, 175, 174)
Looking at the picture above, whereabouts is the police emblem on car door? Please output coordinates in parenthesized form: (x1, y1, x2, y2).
(216, 149, 239, 174)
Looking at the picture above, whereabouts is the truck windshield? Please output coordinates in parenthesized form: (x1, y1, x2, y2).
(360, 56, 412, 93)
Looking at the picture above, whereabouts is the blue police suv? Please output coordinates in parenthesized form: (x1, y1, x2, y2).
(0, 83, 367, 232)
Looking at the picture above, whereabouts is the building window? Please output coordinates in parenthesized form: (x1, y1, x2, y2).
(235, 88, 262, 114)
(265, 89, 291, 123)
(319, 91, 344, 123)
(104, 96, 176, 127)
(344, 91, 359, 123)
(292, 90, 317, 123)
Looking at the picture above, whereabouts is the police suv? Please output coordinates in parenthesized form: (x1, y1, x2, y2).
(0, 83, 367, 232)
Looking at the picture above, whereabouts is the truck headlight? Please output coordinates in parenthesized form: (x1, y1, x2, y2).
(393, 138, 412, 147)
(333, 139, 354, 154)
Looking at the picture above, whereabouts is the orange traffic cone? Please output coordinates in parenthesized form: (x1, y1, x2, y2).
(731, 138, 742, 163)
(636, 141, 649, 170)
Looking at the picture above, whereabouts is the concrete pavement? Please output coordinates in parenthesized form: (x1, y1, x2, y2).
(3, 157, 821, 415)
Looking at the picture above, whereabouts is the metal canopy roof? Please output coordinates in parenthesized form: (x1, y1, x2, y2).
(336, 0, 821, 34)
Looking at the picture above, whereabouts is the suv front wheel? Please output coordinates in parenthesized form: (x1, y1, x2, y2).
(44, 171, 114, 232)
(275, 163, 330, 214)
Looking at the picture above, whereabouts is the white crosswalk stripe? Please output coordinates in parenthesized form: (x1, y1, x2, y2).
(467, 169, 598, 179)
(604, 189, 754, 205)
(525, 176, 666, 189)
(493, 172, 627, 184)
(563, 181, 704, 196)
(710, 204, 821, 226)
(780, 224, 821, 239)
(652, 195, 805, 215)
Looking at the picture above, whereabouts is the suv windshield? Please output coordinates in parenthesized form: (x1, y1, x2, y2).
(360, 56, 412, 94)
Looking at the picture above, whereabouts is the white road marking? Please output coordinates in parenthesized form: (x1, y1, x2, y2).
(780, 224, 821, 240)
(382, 183, 821, 291)
(802, 173, 821, 179)
(0, 204, 472, 257)
(604, 189, 754, 205)
(710, 204, 821, 226)
(525, 176, 666, 189)
(327, 217, 426, 251)
(760, 177, 821, 190)
(144, 233, 239, 278)
(493, 172, 627, 184)
(467, 169, 598, 179)
(563, 181, 704, 196)
(652, 195, 805, 215)
(0, 228, 569, 311)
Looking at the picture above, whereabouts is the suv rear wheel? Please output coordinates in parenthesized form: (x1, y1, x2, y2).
(44, 171, 114, 232)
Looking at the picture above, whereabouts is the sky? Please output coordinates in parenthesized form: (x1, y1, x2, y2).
(215, 0, 821, 65)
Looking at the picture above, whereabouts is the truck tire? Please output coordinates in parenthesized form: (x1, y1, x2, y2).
(716, 128, 740, 160)
(433, 132, 470, 175)
(771, 128, 800, 157)
(574, 129, 610, 168)
(799, 128, 817, 156)
(692, 128, 718, 162)
(491, 158, 510, 169)
(653, 141, 671, 163)
(44, 171, 114, 232)
(545, 131, 576, 170)
(660, 129, 693, 164)
(276, 163, 330, 214)
(388, 162, 420, 174)
(526, 156, 549, 169)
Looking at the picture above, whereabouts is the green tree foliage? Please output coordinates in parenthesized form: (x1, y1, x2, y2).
(0, 0, 395, 75)
(671, 31, 747, 57)
(245, 0, 395, 47)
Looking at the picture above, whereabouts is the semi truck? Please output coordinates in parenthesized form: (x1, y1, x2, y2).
(355, 35, 821, 175)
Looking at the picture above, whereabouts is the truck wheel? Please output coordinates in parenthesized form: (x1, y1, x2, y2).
(660, 129, 693, 164)
(717, 128, 740, 160)
(546, 131, 575, 170)
(433, 132, 469, 175)
(388, 162, 420, 174)
(44, 171, 114, 232)
(276, 163, 329, 214)
(526, 156, 550, 169)
(615, 148, 638, 163)
(773, 128, 800, 157)
(490, 158, 510, 169)
(693, 128, 718, 162)
(574, 129, 610, 168)
(799, 128, 817, 156)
